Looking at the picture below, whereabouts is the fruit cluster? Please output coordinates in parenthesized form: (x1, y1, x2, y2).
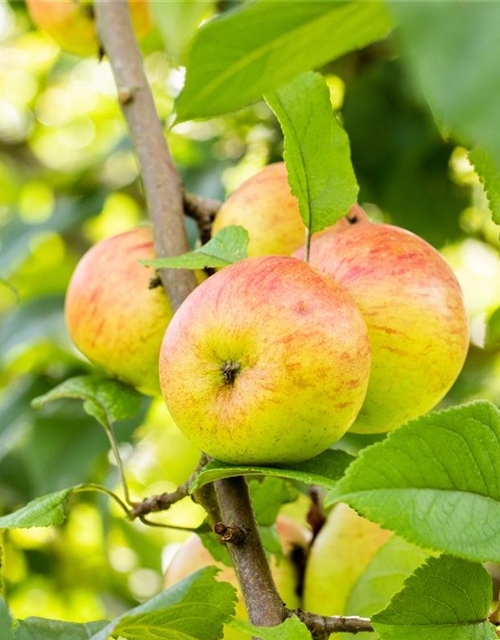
(65, 163, 469, 465)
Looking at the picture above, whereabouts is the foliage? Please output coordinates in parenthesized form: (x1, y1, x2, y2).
(372, 556, 496, 640)
(141, 226, 249, 269)
(266, 71, 358, 233)
(329, 402, 500, 562)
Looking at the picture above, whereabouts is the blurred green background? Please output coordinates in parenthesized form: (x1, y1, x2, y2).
(0, 0, 499, 624)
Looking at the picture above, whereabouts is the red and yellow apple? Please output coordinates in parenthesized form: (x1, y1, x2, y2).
(296, 217, 469, 433)
(165, 516, 310, 640)
(159, 255, 371, 465)
(26, 0, 151, 57)
(212, 163, 306, 257)
(65, 227, 172, 396)
(303, 503, 391, 617)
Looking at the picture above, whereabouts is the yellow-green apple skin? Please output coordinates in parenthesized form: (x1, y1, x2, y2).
(303, 503, 391, 616)
(159, 255, 371, 465)
(65, 227, 172, 396)
(165, 516, 310, 640)
(295, 221, 469, 434)
(212, 163, 306, 257)
(26, 0, 151, 57)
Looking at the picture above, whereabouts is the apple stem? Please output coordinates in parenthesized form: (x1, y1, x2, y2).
(305, 227, 312, 263)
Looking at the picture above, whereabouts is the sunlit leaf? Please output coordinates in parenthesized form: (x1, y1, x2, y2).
(372, 556, 496, 640)
(140, 226, 249, 269)
(267, 71, 358, 233)
(329, 402, 500, 562)
(229, 616, 312, 640)
(469, 147, 500, 225)
(177, 0, 393, 121)
(32, 375, 142, 430)
(190, 450, 353, 493)
(90, 567, 237, 640)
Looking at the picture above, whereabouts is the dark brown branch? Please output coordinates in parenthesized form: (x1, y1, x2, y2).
(214, 521, 248, 544)
(131, 454, 208, 519)
(95, 3, 286, 635)
(183, 191, 222, 245)
(215, 477, 287, 628)
(297, 611, 374, 636)
(95, 0, 196, 312)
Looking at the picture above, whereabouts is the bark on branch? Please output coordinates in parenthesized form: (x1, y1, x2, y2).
(297, 611, 374, 637)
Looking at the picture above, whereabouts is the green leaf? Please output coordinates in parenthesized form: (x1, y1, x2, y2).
(0, 487, 77, 529)
(0, 277, 19, 302)
(32, 375, 142, 430)
(328, 401, 500, 562)
(90, 567, 237, 640)
(485, 307, 500, 351)
(0, 595, 13, 640)
(229, 616, 312, 640)
(372, 555, 496, 640)
(344, 537, 429, 640)
(266, 71, 358, 233)
(249, 478, 299, 527)
(176, 0, 393, 121)
(388, 2, 500, 178)
(140, 226, 249, 270)
(151, 0, 213, 63)
(469, 147, 500, 225)
(189, 450, 354, 494)
(14, 618, 107, 640)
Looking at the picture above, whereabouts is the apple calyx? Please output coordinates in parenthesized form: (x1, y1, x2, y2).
(221, 359, 241, 386)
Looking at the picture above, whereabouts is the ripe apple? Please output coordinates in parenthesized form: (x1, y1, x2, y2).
(26, 0, 151, 57)
(212, 163, 306, 257)
(295, 217, 469, 433)
(159, 255, 371, 465)
(65, 227, 172, 396)
(303, 503, 391, 617)
(165, 516, 310, 640)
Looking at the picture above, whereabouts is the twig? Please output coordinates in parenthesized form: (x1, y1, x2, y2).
(95, 2, 287, 635)
(183, 191, 221, 245)
(102, 421, 133, 506)
(213, 521, 248, 544)
(131, 454, 208, 519)
(297, 611, 374, 636)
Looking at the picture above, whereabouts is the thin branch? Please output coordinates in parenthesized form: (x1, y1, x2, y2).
(183, 191, 221, 245)
(95, 0, 196, 312)
(95, 2, 286, 635)
(131, 453, 208, 519)
(296, 611, 374, 636)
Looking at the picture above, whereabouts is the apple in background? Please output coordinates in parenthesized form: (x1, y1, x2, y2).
(165, 516, 311, 640)
(159, 255, 371, 465)
(303, 503, 391, 617)
(295, 215, 469, 434)
(212, 163, 306, 257)
(65, 227, 172, 396)
(26, 0, 151, 57)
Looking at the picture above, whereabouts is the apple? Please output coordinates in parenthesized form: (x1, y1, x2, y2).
(164, 516, 311, 640)
(303, 503, 391, 617)
(159, 255, 371, 465)
(212, 163, 306, 257)
(295, 217, 469, 433)
(65, 227, 172, 396)
(26, 0, 151, 57)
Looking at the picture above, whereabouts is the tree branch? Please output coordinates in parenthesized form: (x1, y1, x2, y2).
(297, 611, 374, 637)
(95, 0, 195, 311)
(183, 191, 221, 245)
(215, 477, 287, 628)
(94, 2, 285, 635)
(130, 453, 208, 519)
